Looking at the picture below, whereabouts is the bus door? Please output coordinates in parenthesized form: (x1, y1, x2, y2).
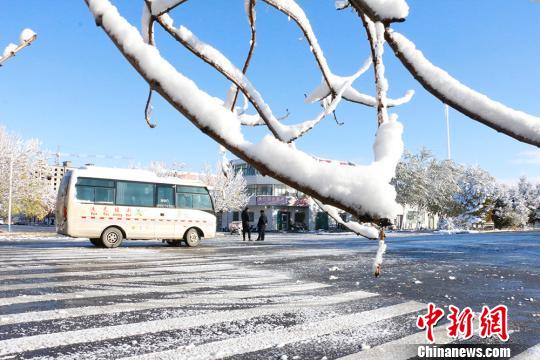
(155, 185, 176, 239)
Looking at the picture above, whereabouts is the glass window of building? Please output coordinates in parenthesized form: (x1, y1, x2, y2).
(247, 185, 257, 196)
(274, 185, 287, 196)
(257, 184, 273, 196)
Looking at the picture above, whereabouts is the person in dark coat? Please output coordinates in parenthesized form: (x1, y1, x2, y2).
(256, 209, 268, 241)
(241, 206, 251, 241)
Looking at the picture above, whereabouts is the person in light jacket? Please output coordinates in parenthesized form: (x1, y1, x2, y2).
(256, 209, 268, 241)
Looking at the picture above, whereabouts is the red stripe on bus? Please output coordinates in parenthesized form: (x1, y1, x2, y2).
(90, 217, 95, 220)
(81, 216, 87, 219)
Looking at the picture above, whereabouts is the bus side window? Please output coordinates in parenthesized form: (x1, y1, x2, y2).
(95, 187, 115, 204)
(176, 193, 192, 209)
(76, 186, 94, 202)
(193, 194, 212, 210)
(116, 181, 154, 207)
(157, 186, 174, 208)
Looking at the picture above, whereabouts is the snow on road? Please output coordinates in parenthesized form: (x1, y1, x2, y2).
(0, 234, 537, 359)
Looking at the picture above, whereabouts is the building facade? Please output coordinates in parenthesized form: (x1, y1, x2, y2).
(42, 161, 74, 193)
(220, 160, 318, 232)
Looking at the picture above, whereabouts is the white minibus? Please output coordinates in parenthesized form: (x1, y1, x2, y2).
(56, 166, 216, 248)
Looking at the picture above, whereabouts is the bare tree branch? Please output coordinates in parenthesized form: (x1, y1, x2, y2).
(144, 88, 156, 128)
(230, 0, 257, 112)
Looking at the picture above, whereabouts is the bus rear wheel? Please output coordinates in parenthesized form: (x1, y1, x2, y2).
(89, 238, 102, 247)
(101, 227, 123, 248)
(185, 228, 201, 247)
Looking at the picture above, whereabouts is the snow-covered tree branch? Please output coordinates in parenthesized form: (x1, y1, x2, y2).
(0, 29, 37, 67)
(346, 0, 540, 148)
(84, 0, 406, 227)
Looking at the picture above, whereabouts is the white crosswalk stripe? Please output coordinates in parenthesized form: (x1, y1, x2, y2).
(0, 264, 238, 291)
(337, 326, 452, 360)
(512, 343, 540, 359)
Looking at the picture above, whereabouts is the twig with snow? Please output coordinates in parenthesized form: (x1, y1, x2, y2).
(0, 29, 37, 67)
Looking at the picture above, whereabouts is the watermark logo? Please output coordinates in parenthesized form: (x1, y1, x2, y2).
(416, 303, 509, 343)
(416, 303, 445, 343)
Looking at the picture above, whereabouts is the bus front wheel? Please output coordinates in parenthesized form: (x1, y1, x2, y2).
(184, 228, 201, 247)
(101, 227, 123, 248)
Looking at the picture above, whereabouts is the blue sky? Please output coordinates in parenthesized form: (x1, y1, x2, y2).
(1, 0, 539, 182)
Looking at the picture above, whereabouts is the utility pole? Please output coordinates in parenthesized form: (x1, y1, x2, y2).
(7, 154, 14, 233)
(444, 104, 451, 160)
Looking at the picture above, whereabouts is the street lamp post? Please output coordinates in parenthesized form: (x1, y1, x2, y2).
(444, 104, 451, 160)
(7, 154, 14, 232)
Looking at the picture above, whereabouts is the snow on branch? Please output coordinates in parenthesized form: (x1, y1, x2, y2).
(0, 29, 37, 67)
(315, 200, 378, 239)
(305, 70, 415, 108)
(349, 0, 409, 23)
(84, 0, 405, 220)
(386, 29, 540, 148)
(147, 0, 188, 17)
(155, 16, 353, 143)
(262, 0, 412, 110)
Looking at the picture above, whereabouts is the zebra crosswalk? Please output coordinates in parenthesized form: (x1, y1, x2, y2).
(0, 240, 537, 359)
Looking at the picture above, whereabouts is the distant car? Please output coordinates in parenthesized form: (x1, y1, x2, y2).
(0, 218, 4, 225)
(228, 221, 242, 234)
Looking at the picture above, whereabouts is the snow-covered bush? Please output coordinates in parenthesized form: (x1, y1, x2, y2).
(0, 127, 54, 221)
(202, 162, 249, 214)
(492, 177, 540, 229)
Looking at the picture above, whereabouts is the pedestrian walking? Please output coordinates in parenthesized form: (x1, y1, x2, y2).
(241, 206, 251, 241)
(256, 209, 268, 241)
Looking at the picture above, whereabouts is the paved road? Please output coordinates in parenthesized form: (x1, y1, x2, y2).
(0, 231, 539, 359)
